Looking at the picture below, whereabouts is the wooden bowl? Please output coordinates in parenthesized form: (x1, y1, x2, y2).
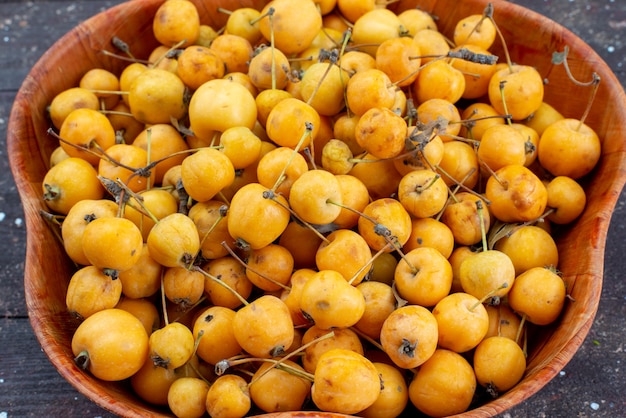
(7, 0, 626, 416)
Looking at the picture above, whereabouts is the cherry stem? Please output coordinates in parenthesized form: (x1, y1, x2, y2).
(386, 236, 417, 275)
(264, 192, 330, 244)
(150, 39, 186, 68)
(216, 356, 315, 382)
(270, 124, 313, 193)
(415, 173, 442, 193)
(247, 331, 334, 387)
(160, 270, 169, 326)
(492, 208, 555, 248)
(249, 6, 273, 26)
(89, 89, 131, 97)
(435, 165, 488, 204)
(498, 80, 513, 125)
(324, 200, 414, 271)
(192, 207, 227, 266)
(267, 8, 277, 91)
(516, 313, 527, 345)
(306, 51, 339, 107)
(476, 200, 488, 253)
(100, 49, 148, 64)
(192, 265, 250, 306)
(578, 73, 601, 130)
(99, 109, 133, 119)
(144, 128, 153, 191)
(111, 36, 136, 60)
(484, 3, 514, 72)
(38, 208, 63, 227)
(216, 7, 232, 15)
(110, 177, 160, 224)
(220, 241, 291, 291)
(470, 282, 509, 311)
(462, 113, 513, 138)
(349, 326, 385, 352)
(347, 242, 391, 286)
(47, 128, 105, 161)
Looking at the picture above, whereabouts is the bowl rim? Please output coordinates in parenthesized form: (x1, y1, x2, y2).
(7, 0, 626, 417)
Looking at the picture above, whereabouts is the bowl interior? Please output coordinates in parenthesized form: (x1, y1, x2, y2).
(8, 0, 626, 417)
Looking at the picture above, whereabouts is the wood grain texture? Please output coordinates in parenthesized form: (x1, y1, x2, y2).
(1, 0, 625, 417)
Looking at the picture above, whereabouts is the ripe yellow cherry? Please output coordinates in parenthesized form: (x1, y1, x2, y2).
(98, 143, 155, 193)
(188, 77, 257, 140)
(299, 61, 349, 116)
(432, 292, 489, 354)
(408, 349, 477, 417)
(523, 101, 565, 136)
(146, 213, 200, 268)
(508, 266, 567, 325)
(355, 107, 408, 159)
(473, 336, 527, 394)
(336, 0, 376, 23)
(66, 265, 122, 319)
(249, 359, 312, 413)
(351, 8, 402, 57)
(545, 175, 587, 224)
(358, 198, 412, 252)
(397, 169, 448, 219)
(360, 361, 409, 418)
(494, 225, 559, 275)
(232, 294, 294, 358)
(49, 87, 99, 130)
(375, 36, 421, 87)
(413, 60, 466, 105)
(42, 157, 105, 215)
(394, 247, 453, 307)
(248, 46, 291, 91)
(72, 308, 148, 381)
(152, 0, 200, 47)
(485, 164, 548, 223)
(224, 8, 263, 45)
(181, 147, 235, 203)
(413, 28, 450, 64)
(380, 304, 439, 369)
(316, 228, 372, 286)
(346, 68, 396, 117)
(459, 249, 516, 303)
(132, 124, 189, 185)
(128, 68, 187, 125)
(312, 348, 381, 414)
(176, 45, 225, 90)
(58, 108, 116, 166)
(227, 183, 291, 250)
(266, 97, 320, 149)
(477, 124, 528, 171)
(289, 169, 343, 225)
(488, 64, 544, 120)
(82, 217, 144, 273)
(397, 7, 437, 36)
(451, 44, 498, 100)
(300, 269, 366, 330)
(258, 0, 323, 55)
(453, 14, 497, 50)
(538, 118, 601, 180)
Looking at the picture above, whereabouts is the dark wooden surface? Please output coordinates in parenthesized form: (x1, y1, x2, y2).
(1, 0, 624, 417)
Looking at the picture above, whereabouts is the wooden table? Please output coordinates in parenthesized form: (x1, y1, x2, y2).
(1, 0, 624, 416)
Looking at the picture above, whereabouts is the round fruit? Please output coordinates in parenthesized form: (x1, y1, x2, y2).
(71, 308, 149, 381)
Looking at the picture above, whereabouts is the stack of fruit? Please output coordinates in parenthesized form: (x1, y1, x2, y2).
(35, 0, 606, 416)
